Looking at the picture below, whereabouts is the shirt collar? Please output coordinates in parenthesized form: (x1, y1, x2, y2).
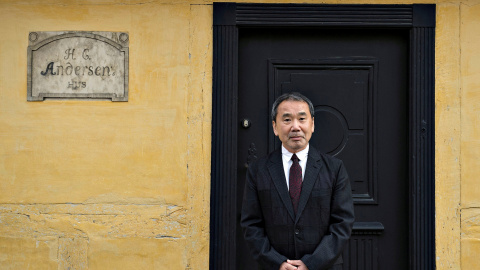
(281, 144, 309, 161)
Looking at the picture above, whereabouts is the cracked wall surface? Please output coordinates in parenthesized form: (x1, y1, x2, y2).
(0, 0, 478, 269)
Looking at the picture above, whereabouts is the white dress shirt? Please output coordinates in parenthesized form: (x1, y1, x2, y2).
(281, 144, 309, 190)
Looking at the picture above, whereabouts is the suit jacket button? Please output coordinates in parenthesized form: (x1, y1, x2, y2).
(295, 229, 300, 235)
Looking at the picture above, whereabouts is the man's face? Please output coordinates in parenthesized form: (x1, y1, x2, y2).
(272, 100, 315, 153)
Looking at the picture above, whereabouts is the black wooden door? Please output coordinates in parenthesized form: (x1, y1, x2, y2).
(236, 28, 409, 270)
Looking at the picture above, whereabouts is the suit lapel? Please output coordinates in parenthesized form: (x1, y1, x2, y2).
(267, 150, 295, 221)
(296, 146, 322, 222)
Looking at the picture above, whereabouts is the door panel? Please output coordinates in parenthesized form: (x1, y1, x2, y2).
(269, 58, 378, 204)
(237, 28, 408, 270)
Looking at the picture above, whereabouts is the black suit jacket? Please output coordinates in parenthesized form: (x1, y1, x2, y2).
(241, 146, 354, 270)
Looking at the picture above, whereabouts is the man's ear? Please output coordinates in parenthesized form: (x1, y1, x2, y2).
(272, 121, 278, 136)
(312, 117, 315, 133)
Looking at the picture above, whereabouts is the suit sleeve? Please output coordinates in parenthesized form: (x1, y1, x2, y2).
(301, 161, 355, 270)
(240, 162, 288, 269)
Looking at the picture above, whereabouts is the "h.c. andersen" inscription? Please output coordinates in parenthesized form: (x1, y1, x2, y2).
(27, 31, 129, 101)
(41, 48, 116, 90)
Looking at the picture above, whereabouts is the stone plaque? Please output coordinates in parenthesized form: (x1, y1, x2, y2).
(27, 31, 129, 101)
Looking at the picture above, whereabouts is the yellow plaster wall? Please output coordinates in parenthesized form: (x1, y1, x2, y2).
(0, 0, 478, 269)
(0, 0, 211, 269)
(460, 2, 480, 269)
(436, 3, 461, 269)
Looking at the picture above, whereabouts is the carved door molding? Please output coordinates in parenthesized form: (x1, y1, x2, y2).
(211, 4, 435, 269)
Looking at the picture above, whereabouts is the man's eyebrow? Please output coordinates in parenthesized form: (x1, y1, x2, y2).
(282, 111, 307, 118)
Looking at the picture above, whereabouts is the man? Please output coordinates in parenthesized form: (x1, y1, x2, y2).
(241, 92, 354, 270)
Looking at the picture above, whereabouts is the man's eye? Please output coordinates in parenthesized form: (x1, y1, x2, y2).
(284, 119, 291, 122)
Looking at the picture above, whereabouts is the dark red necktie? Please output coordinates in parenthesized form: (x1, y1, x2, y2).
(289, 154, 302, 215)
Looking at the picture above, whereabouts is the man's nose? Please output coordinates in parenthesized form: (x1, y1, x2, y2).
(291, 120, 301, 131)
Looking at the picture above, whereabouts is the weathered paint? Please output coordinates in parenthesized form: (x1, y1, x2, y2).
(0, 0, 477, 269)
(0, 1, 209, 269)
(460, 2, 480, 270)
(435, 3, 461, 269)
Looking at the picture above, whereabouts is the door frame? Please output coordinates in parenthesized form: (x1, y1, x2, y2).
(210, 3, 435, 269)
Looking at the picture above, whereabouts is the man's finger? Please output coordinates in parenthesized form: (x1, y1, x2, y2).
(280, 261, 298, 270)
(287, 259, 300, 266)
(287, 259, 308, 269)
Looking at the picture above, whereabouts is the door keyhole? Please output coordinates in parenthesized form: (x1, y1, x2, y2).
(241, 119, 251, 129)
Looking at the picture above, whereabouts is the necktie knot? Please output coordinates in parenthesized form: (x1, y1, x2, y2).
(291, 154, 299, 163)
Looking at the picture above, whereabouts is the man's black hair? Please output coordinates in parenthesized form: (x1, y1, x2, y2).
(271, 92, 315, 122)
